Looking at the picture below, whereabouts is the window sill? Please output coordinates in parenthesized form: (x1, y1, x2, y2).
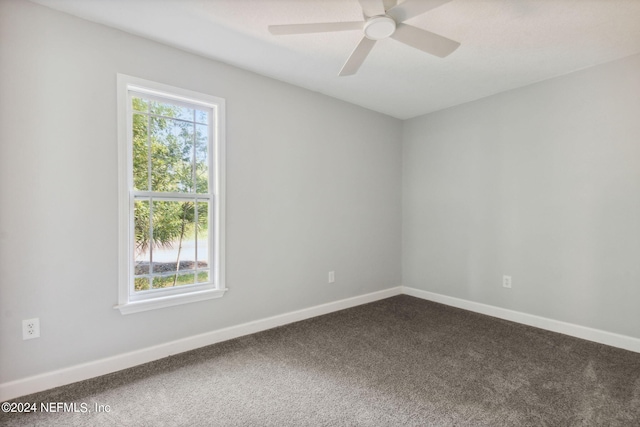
(114, 288, 227, 315)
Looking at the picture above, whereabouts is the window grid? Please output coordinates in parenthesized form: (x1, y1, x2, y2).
(129, 91, 214, 299)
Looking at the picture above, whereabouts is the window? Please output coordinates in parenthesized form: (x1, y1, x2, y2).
(116, 75, 226, 314)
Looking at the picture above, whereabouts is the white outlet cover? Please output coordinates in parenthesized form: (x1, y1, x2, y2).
(503, 275, 512, 288)
(22, 318, 40, 340)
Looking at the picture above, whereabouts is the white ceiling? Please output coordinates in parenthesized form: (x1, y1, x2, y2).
(31, 0, 640, 119)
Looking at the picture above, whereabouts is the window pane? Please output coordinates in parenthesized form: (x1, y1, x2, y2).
(151, 199, 196, 248)
(196, 201, 209, 269)
(195, 109, 208, 124)
(132, 113, 149, 191)
(174, 272, 196, 287)
(148, 199, 197, 285)
(149, 100, 193, 121)
(134, 277, 150, 291)
(197, 270, 209, 284)
(134, 199, 151, 272)
(132, 96, 148, 112)
(152, 272, 196, 289)
(195, 124, 209, 193)
(152, 275, 171, 289)
(177, 234, 196, 271)
(150, 117, 195, 192)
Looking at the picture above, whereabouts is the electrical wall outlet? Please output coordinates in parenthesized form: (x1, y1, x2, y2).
(22, 318, 40, 340)
(328, 271, 335, 284)
(502, 275, 512, 289)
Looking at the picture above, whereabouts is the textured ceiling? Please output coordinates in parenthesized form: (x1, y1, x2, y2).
(31, 0, 640, 119)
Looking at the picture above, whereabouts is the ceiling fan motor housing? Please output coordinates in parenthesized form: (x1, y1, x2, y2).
(364, 15, 396, 40)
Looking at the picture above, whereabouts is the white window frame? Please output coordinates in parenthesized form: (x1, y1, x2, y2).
(116, 74, 226, 314)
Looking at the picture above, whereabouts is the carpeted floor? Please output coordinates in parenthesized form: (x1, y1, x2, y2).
(2, 295, 640, 426)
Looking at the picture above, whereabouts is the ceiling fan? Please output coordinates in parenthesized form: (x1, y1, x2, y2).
(268, 0, 460, 76)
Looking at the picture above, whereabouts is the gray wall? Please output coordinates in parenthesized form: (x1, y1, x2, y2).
(403, 53, 640, 339)
(0, 1, 402, 383)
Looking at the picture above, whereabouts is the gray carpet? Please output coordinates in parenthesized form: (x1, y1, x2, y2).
(2, 295, 640, 426)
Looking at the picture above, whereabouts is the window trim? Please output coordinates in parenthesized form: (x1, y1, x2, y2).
(115, 74, 226, 314)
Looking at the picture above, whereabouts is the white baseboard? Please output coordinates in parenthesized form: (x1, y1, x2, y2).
(0, 286, 402, 402)
(402, 286, 640, 354)
(4, 285, 638, 402)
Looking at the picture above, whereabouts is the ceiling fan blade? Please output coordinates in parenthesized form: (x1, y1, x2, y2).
(269, 21, 363, 35)
(387, 0, 452, 23)
(383, 0, 399, 10)
(339, 37, 377, 76)
(391, 24, 460, 57)
(358, 0, 385, 17)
